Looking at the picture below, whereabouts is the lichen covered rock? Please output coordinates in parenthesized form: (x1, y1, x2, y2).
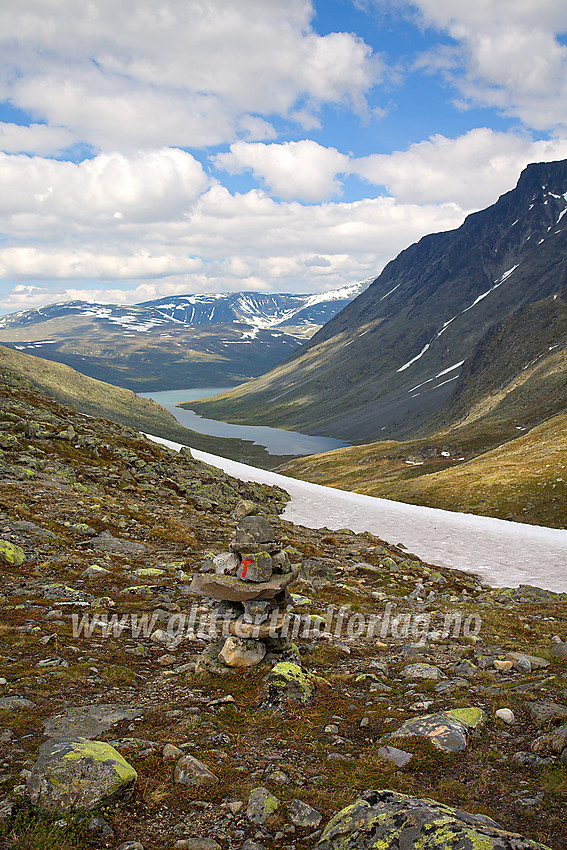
(262, 661, 312, 706)
(317, 789, 552, 849)
(27, 737, 137, 812)
(0, 539, 25, 566)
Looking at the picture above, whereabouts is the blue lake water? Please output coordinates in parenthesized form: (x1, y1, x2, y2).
(140, 387, 349, 456)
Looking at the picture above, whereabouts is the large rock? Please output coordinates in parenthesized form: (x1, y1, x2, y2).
(27, 738, 137, 812)
(385, 707, 484, 753)
(88, 531, 146, 555)
(527, 701, 567, 728)
(262, 662, 312, 706)
(246, 786, 280, 824)
(317, 789, 552, 849)
(231, 516, 279, 553)
(43, 705, 147, 739)
(189, 570, 297, 602)
(237, 552, 273, 582)
(0, 539, 25, 566)
(219, 636, 266, 668)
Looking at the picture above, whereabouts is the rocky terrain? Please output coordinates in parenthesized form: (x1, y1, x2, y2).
(1, 363, 567, 849)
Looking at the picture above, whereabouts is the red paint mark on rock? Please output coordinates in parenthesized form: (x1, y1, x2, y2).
(241, 557, 253, 579)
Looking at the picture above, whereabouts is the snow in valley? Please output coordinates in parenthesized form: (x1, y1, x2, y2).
(148, 435, 567, 593)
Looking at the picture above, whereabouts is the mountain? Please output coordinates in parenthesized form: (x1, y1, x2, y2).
(190, 160, 567, 444)
(0, 282, 368, 391)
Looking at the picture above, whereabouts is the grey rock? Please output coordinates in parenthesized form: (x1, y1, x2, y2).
(43, 705, 146, 739)
(400, 663, 445, 681)
(289, 798, 322, 828)
(237, 552, 273, 582)
(243, 599, 271, 624)
(376, 746, 413, 767)
(219, 636, 266, 668)
(174, 840, 221, 850)
(27, 737, 137, 812)
(0, 696, 35, 710)
(213, 552, 240, 576)
(246, 786, 280, 824)
(299, 558, 333, 587)
(317, 789, 551, 849)
(174, 754, 219, 787)
(527, 701, 567, 728)
(88, 531, 146, 554)
(189, 570, 297, 602)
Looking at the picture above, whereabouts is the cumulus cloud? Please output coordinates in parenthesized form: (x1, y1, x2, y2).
(0, 148, 211, 228)
(212, 130, 567, 209)
(403, 0, 567, 131)
(353, 129, 567, 206)
(213, 140, 350, 202)
(0, 0, 383, 151)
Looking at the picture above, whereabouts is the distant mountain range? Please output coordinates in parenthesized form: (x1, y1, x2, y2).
(0, 282, 369, 390)
(191, 160, 567, 446)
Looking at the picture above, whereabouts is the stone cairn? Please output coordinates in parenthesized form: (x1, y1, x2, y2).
(189, 514, 298, 673)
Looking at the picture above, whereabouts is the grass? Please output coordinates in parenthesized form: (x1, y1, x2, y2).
(3, 806, 98, 850)
(278, 412, 567, 528)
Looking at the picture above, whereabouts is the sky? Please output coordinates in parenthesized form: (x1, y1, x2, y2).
(1, 0, 567, 316)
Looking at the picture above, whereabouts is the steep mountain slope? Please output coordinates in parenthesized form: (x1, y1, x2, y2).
(191, 160, 567, 442)
(0, 283, 368, 391)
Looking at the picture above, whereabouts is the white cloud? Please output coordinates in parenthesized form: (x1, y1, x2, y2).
(0, 123, 75, 155)
(0, 148, 211, 227)
(404, 0, 567, 131)
(213, 130, 567, 209)
(353, 129, 567, 206)
(213, 140, 350, 202)
(0, 0, 383, 151)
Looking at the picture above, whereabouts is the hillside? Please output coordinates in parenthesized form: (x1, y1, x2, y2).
(190, 161, 567, 443)
(278, 293, 567, 528)
(0, 283, 368, 391)
(1, 358, 567, 850)
(0, 345, 299, 468)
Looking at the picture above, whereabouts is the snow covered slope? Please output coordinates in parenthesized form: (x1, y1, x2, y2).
(147, 434, 567, 593)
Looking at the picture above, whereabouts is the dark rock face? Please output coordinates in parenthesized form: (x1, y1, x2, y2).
(196, 159, 567, 442)
(317, 789, 552, 849)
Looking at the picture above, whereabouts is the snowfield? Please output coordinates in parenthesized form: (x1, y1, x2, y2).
(148, 436, 567, 593)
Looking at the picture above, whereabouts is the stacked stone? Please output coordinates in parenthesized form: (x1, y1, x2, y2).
(189, 515, 297, 671)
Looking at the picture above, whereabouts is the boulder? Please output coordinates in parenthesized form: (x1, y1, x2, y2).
(246, 786, 280, 824)
(385, 707, 484, 753)
(27, 738, 137, 812)
(317, 789, 551, 849)
(237, 552, 273, 583)
(231, 516, 277, 552)
(0, 539, 25, 565)
(219, 636, 266, 668)
(213, 552, 240, 576)
(262, 662, 312, 706)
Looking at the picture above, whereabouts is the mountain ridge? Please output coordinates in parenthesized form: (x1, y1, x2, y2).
(190, 159, 567, 442)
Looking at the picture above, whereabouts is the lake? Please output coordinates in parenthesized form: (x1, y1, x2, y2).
(139, 387, 350, 456)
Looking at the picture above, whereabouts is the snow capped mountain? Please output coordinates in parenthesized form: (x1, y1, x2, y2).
(0, 281, 369, 391)
(0, 282, 369, 335)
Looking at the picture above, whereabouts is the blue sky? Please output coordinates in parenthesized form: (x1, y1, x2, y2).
(1, 0, 567, 314)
